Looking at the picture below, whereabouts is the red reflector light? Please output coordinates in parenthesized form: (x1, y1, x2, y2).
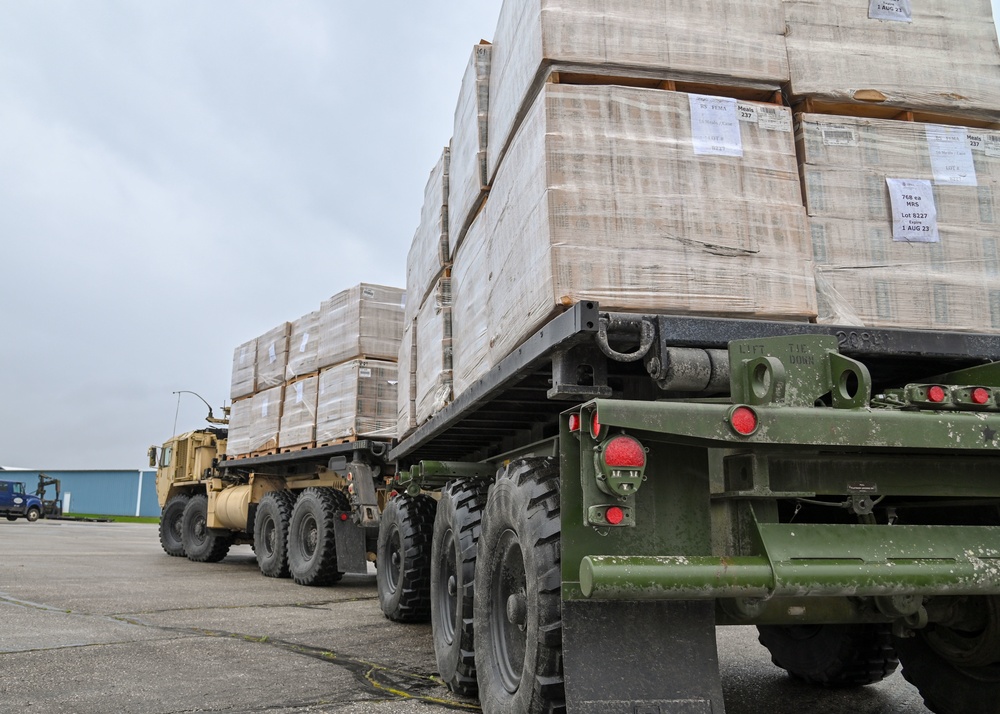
(591, 411, 602, 438)
(927, 386, 946, 403)
(606, 507, 624, 525)
(973, 388, 991, 405)
(730, 406, 758, 436)
(568, 413, 581, 432)
(340, 513, 349, 522)
(603, 436, 646, 468)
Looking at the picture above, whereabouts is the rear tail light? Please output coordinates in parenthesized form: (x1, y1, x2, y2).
(568, 413, 581, 432)
(972, 388, 991, 405)
(602, 436, 646, 468)
(729, 406, 759, 436)
(605, 506, 624, 525)
(927, 385, 947, 403)
(591, 411, 602, 439)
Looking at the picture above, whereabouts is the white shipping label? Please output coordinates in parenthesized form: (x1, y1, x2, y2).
(689, 94, 743, 157)
(261, 397, 269, 417)
(968, 132, 985, 152)
(362, 287, 376, 299)
(295, 382, 304, 403)
(822, 126, 859, 147)
(359, 368, 372, 378)
(737, 103, 758, 124)
(757, 106, 792, 132)
(926, 125, 978, 186)
(986, 135, 1000, 158)
(887, 178, 940, 243)
(869, 0, 912, 22)
(268, 342, 277, 364)
(299, 333, 310, 353)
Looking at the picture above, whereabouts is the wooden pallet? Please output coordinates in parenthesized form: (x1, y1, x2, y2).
(547, 69, 785, 105)
(251, 448, 279, 458)
(315, 436, 360, 448)
(286, 371, 319, 385)
(228, 452, 255, 460)
(794, 96, 1000, 130)
(279, 442, 316, 454)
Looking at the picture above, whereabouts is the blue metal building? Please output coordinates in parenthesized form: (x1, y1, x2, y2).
(0, 469, 159, 517)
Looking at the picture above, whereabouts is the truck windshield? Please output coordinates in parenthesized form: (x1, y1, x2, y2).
(161, 446, 172, 468)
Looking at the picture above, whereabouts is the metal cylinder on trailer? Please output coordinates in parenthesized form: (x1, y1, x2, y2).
(213, 485, 251, 531)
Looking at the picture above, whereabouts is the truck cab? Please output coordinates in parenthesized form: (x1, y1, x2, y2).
(0, 480, 44, 522)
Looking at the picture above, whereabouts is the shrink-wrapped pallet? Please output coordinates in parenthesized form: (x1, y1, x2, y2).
(396, 317, 418, 440)
(798, 113, 1000, 331)
(416, 279, 453, 424)
(317, 284, 406, 368)
(488, 0, 790, 178)
(249, 386, 283, 453)
(784, 0, 1000, 119)
(255, 323, 290, 391)
(453, 84, 815, 394)
(449, 43, 492, 255)
(225, 397, 253, 458)
(316, 360, 398, 443)
(229, 338, 256, 400)
(278, 376, 318, 449)
(406, 149, 450, 319)
(286, 310, 320, 380)
(452, 215, 491, 398)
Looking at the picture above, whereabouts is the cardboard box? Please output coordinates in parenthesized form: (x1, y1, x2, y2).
(317, 283, 406, 368)
(278, 376, 318, 448)
(415, 278, 453, 425)
(225, 397, 253, 457)
(229, 339, 256, 401)
(316, 360, 398, 443)
(249, 386, 283, 453)
(488, 0, 790, 179)
(396, 317, 418, 440)
(406, 149, 450, 319)
(453, 84, 815, 394)
(784, 0, 1000, 118)
(255, 323, 290, 391)
(286, 310, 321, 380)
(449, 43, 492, 256)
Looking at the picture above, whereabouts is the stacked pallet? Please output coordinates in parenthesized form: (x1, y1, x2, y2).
(227, 283, 404, 458)
(785, 1, 1000, 329)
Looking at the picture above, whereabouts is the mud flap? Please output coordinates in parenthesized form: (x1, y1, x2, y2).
(562, 599, 724, 714)
(333, 518, 368, 575)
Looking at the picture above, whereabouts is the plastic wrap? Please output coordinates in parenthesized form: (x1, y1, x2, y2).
(487, 0, 790, 179)
(316, 360, 398, 443)
(449, 43, 492, 257)
(784, 0, 1000, 118)
(225, 397, 253, 457)
(278, 376, 318, 448)
(396, 317, 418, 439)
(415, 278, 453, 424)
(229, 338, 256, 400)
(453, 84, 815, 396)
(406, 149, 450, 319)
(249, 386, 283, 453)
(799, 113, 1000, 332)
(286, 310, 320, 380)
(317, 283, 406, 368)
(255, 323, 290, 391)
(452, 214, 491, 400)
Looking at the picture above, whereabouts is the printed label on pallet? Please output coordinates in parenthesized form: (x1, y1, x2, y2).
(926, 126, 978, 186)
(869, 0, 912, 22)
(987, 135, 1000, 158)
(757, 106, 792, 132)
(822, 126, 859, 147)
(887, 178, 939, 243)
(689, 94, 743, 157)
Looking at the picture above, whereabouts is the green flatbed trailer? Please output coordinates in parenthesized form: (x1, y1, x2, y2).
(386, 301, 1000, 714)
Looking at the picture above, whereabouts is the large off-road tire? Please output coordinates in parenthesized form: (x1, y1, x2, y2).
(431, 480, 487, 696)
(25, 507, 41, 523)
(757, 623, 899, 686)
(182, 494, 233, 563)
(894, 596, 1000, 714)
(376, 492, 436, 622)
(159, 494, 190, 557)
(474, 458, 565, 714)
(254, 490, 297, 578)
(287, 488, 348, 586)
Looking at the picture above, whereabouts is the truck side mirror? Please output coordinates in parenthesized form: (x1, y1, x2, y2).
(148, 446, 158, 468)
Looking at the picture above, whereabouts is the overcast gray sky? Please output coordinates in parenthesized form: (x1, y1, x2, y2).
(3, 3, 1000, 470)
(1, 2, 501, 469)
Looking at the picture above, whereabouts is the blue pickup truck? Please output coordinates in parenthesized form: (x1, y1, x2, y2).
(0, 480, 44, 522)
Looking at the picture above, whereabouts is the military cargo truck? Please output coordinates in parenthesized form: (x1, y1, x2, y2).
(154, 302, 1000, 714)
